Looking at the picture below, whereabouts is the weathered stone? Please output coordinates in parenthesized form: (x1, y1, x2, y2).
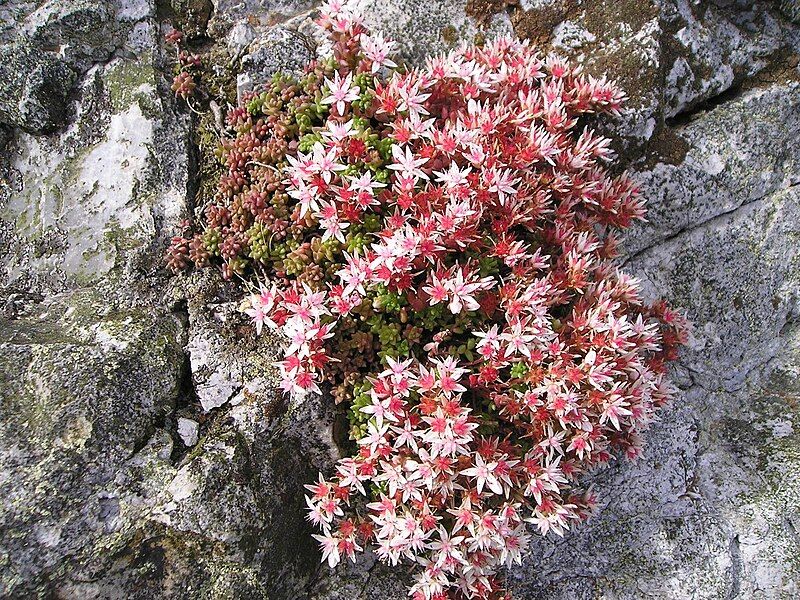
(20, 0, 118, 71)
(777, 0, 800, 24)
(227, 20, 258, 52)
(1, 52, 191, 296)
(360, 0, 514, 66)
(623, 82, 800, 259)
(163, 0, 214, 38)
(208, 0, 316, 36)
(0, 42, 76, 134)
(145, 380, 340, 597)
(240, 26, 314, 85)
(509, 0, 800, 152)
(177, 272, 283, 412)
(508, 171, 800, 599)
(0, 288, 187, 597)
(0, 2, 194, 597)
(2, 0, 800, 598)
(178, 417, 200, 446)
(0, 0, 157, 133)
(0, 2, 38, 44)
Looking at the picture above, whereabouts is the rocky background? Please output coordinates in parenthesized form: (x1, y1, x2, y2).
(1, 0, 799, 598)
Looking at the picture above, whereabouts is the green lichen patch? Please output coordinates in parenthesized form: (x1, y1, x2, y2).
(103, 54, 159, 113)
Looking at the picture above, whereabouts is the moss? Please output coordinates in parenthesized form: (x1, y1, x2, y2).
(466, 0, 517, 26)
(203, 563, 270, 600)
(744, 49, 800, 91)
(158, 0, 214, 40)
(59, 142, 96, 188)
(738, 367, 800, 487)
(185, 44, 238, 214)
(441, 25, 458, 45)
(194, 110, 226, 211)
(510, 0, 581, 48)
(0, 318, 77, 347)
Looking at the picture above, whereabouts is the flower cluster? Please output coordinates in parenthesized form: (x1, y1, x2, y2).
(168, 1, 688, 597)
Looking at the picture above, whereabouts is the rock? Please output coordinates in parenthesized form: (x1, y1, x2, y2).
(360, 0, 514, 66)
(0, 1, 194, 597)
(1, 52, 191, 296)
(623, 82, 800, 260)
(209, 0, 515, 76)
(177, 417, 200, 446)
(186, 299, 246, 412)
(179, 272, 283, 413)
(20, 0, 118, 71)
(164, 0, 214, 38)
(227, 20, 258, 53)
(0, 43, 76, 134)
(209, 0, 316, 36)
(240, 26, 314, 85)
(236, 72, 253, 105)
(777, 0, 800, 24)
(0, 288, 187, 597)
(1, 0, 800, 598)
(0, 2, 38, 44)
(145, 385, 340, 598)
(509, 0, 800, 152)
(551, 19, 597, 51)
(0, 0, 154, 133)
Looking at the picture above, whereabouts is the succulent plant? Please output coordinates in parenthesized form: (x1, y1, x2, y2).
(166, 3, 688, 598)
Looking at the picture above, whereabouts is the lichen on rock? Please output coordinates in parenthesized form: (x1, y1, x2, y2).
(1, 0, 800, 598)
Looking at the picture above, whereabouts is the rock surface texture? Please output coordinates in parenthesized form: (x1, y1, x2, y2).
(0, 0, 798, 599)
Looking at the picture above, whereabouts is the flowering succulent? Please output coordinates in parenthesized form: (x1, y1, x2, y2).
(168, 1, 688, 598)
(166, 28, 203, 100)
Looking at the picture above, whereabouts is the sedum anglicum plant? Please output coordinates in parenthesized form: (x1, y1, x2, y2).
(168, 1, 689, 597)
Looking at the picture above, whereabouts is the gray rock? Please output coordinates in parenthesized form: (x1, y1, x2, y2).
(0, 0, 153, 133)
(508, 153, 800, 599)
(20, 0, 118, 71)
(0, 1, 194, 597)
(209, 0, 316, 36)
(623, 82, 800, 260)
(164, 0, 214, 38)
(236, 72, 254, 105)
(1, 0, 800, 599)
(0, 288, 187, 597)
(240, 26, 314, 86)
(146, 388, 340, 598)
(777, 0, 800, 23)
(178, 272, 285, 412)
(360, 0, 514, 66)
(227, 20, 258, 53)
(0, 2, 38, 44)
(509, 0, 800, 152)
(0, 43, 76, 134)
(177, 417, 200, 446)
(1, 52, 191, 296)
